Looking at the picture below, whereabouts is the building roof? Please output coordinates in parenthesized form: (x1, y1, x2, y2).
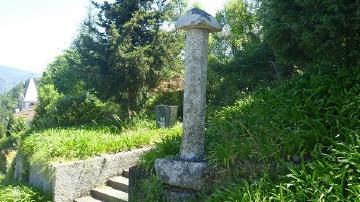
(23, 78, 38, 102)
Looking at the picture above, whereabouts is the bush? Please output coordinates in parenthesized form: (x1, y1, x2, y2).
(34, 84, 121, 128)
(6, 116, 28, 137)
(0, 174, 49, 201)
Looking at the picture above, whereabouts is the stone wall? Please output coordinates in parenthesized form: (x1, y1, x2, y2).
(15, 148, 150, 202)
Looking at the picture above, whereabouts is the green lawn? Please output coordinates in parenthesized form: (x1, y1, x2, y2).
(20, 122, 182, 166)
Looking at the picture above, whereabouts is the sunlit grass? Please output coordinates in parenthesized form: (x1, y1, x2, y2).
(0, 173, 49, 202)
(137, 67, 360, 200)
(20, 122, 182, 165)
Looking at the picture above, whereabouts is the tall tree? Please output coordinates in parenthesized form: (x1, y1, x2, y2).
(207, 0, 276, 107)
(0, 83, 24, 131)
(75, 0, 184, 116)
(260, 0, 360, 68)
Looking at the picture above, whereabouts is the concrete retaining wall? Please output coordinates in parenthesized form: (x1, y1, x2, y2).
(16, 148, 150, 202)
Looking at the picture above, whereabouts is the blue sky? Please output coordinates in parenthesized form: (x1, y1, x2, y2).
(0, 0, 227, 73)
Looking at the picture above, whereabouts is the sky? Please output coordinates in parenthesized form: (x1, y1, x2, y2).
(0, 0, 227, 73)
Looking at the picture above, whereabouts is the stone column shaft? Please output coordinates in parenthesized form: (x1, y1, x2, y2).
(181, 29, 209, 161)
(155, 8, 221, 201)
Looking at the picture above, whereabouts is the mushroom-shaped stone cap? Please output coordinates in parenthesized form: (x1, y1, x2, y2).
(175, 8, 222, 33)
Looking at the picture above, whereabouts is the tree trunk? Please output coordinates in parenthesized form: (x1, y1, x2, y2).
(127, 89, 137, 118)
(270, 61, 282, 81)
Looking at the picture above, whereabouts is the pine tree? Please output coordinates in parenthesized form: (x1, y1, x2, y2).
(74, 0, 184, 116)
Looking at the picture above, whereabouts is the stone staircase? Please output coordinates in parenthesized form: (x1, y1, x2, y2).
(74, 169, 129, 202)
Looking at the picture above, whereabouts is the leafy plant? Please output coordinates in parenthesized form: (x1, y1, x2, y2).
(139, 135, 182, 172)
(0, 174, 49, 202)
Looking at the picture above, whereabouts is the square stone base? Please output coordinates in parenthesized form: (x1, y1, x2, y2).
(155, 158, 208, 191)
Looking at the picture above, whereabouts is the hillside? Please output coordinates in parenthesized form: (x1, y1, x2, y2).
(0, 66, 39, 94)
(137, 67, 360, 201)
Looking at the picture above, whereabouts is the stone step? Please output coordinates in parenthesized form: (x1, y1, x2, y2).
(122, 169, 129, 178)
(107, 176, 129, 192)
(91, 186, 128, 202)
(74, 196, 102, 202)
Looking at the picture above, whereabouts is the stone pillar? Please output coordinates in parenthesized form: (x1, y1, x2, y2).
(155, 8, 221, 201)
(181, 29, 208, 161)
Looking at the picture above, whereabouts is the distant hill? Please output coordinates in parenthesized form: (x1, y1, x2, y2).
(0, 65, 40, 94)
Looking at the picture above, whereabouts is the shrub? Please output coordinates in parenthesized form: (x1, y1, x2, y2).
(6, 117, 28, 137)
(34, 84, 121, 128)
(0, 174, 49, 201)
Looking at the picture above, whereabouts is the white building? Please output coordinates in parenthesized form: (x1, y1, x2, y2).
(22, 78, 38, 110)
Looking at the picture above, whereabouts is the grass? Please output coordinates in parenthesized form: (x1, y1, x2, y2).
(0, 174, 49, 202)
(137, 66, 360, 201)
(19, 120, 182, 166)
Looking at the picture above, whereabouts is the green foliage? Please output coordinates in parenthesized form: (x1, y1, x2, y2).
(36, 1, 185, 122)
(260, 0, 360, 68)
(72, 0, 184, 116)
(41, 50, 83, 95)
(6, 117, 28, 137)
(34, 84, 120, 128)
(220, 0, 260, 51)
(208, 0, 278, 108)
(0, 136, 19, 153)
(134, 176, 166, 202)
(0, 125, 5, 139)
(0, 174, 49, 202)
(145, 91, 183, 120)
(207, 133, 360, 201)
(204, 67, 360, 200)
(139, 66, 359, 201)
(20, 122, 182, 165)
(206, 67, 359, 172)
(0, 83, 25, 134)
(139, 135, 182, 172)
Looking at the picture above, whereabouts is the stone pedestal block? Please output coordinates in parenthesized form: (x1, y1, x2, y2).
(155, 158, 208, 191)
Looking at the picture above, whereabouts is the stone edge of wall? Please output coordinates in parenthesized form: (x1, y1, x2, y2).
(16, 147, 151, 202)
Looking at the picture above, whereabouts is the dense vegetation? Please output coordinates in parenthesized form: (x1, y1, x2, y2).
(0, 0, 359, 201)
(20, 121, 181, 166)
(0, 83, 25, 138)
(133, 0, 360, 201)
(35, 0, 185, 128)
(206, 67, 359, 200)
(136, 67, 359, 201)
(0, 174, 49, 202)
